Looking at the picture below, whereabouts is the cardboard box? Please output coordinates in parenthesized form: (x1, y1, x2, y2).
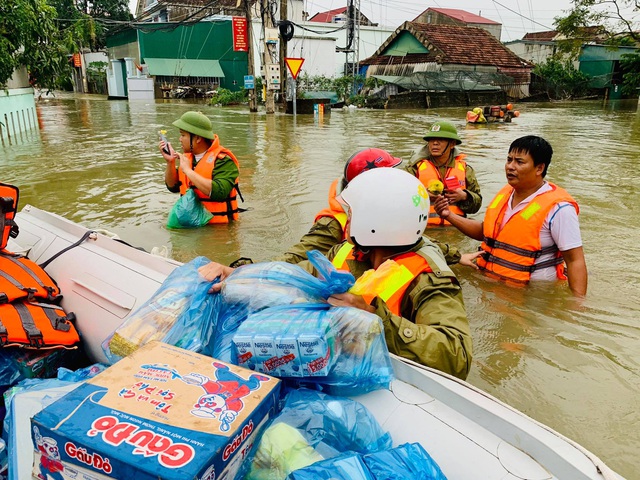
(30, 342, 280, 480)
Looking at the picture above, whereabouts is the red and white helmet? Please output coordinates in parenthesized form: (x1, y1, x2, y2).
(339, 168, 429, 247)
(343, 148, 402, 184)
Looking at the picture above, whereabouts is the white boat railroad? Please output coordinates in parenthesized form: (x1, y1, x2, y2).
(8, 205, 625, 480)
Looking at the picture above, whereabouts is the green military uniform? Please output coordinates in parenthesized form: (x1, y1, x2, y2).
(297, 237, 473, 380)
(275, 216, 461, 266)
(405, 146, 482, 215)
(167, 155, 239, 201)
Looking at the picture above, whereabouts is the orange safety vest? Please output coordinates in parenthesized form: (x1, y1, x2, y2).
(0, 252, 61, 304)
(0, 301, 79, 348)
(417, 154, 467, 226)
(476, 183, 579, 284)
(331, 243, 432, 315)
(314, 179, 348, 238)
(0, 183, 19, 250)
(178, 136, 241, 224)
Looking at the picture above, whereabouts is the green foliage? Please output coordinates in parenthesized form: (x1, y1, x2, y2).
(209, 88, 247, 106)
(533, 58, 592, 99)
(0, 0, 72, 90)
(296, 74, 387, 104)
(620, 53, 640, 95)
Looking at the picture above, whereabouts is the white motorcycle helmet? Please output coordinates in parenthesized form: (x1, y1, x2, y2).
(339, 168, 429, 247)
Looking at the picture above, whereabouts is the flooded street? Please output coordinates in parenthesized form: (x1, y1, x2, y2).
(2, 93, 640, 478)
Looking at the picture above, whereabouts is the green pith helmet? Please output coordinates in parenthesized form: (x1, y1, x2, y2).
(423, 121, 462, 145)
(172, 111, 215, 139)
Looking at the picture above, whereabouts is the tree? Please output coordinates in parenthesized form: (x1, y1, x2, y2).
(0, 0, 72, 90)
(533, 58, 592, 100)
(554, 0, 640, 53)
(620, 53, 640, 95)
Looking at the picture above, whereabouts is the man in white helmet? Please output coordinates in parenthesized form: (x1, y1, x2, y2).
(199, 168, 472, 379)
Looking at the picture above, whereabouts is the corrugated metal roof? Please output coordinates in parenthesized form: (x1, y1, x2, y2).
(143, 58, 225, 77)
(421, 8, 500, 25)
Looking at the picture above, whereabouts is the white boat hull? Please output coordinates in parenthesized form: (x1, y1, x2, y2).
(7, 206, 624, 480)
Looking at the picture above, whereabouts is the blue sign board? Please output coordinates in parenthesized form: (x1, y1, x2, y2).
(244, 75, 255, 89)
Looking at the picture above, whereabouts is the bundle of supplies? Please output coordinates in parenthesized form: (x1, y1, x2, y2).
(233, 303, 394, 395)
(288, 442, 448, 480)
(245, 388, 392, 480)
(31, 342, 281, 480)
(102, 257, 216, 362)
(204, 251, 355, 362)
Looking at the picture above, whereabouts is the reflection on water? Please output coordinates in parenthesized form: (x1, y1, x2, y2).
(2, 93, 639, 478)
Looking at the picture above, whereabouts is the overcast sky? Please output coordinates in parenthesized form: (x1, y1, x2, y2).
(128, 0, 577, 43)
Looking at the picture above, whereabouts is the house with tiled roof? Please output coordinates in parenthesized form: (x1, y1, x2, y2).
(413, 7, 501, 40)
(308, 6, 377, 26)
(505, 31, 559, 64)
(360, 22, 532, 100)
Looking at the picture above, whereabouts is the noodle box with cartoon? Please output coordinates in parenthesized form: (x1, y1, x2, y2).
(30, 341, 281, 480)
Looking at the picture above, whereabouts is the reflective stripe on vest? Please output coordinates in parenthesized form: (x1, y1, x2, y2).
(0, 301, 78, 348)
(0, 252, 60, 304)
(314, 179, 348, 236)
(331, 243, 432, 315)
(476, 183, 579, 284)
(178, 136, 240, 224)
(417, 154, 467, 226)
(0, 183, 19, 250)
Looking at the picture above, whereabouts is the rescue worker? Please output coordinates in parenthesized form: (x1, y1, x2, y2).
(200, 168, 472, 379)
(160, 111, 241, 224)
(276, 148, 465, 267)
(433, 135, 587, 297)
(406, 121, 482, 226)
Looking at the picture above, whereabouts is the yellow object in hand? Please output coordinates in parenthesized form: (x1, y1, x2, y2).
(427, 179, 444, 195)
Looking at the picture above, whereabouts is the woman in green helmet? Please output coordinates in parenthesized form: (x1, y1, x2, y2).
(160, 111, 241, 224)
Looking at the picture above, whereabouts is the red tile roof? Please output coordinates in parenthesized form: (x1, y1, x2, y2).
(522, 30, 558, 41)
(309, 7, 347, 23)
(408, 23, 528, 68)
(418, 8, 500, 25)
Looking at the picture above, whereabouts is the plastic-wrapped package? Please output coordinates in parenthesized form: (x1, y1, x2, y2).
(166, 189, 213, 229)
(232, 303, 394, 395)
(204, 251, 355, 362)
(348, 259, 409, 302)
(102, 256, 216, 363)
(288, 443, 447, 480)
(245, 388, 392, 480)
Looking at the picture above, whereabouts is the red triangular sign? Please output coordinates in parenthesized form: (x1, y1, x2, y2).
(284, 58, 305, 80)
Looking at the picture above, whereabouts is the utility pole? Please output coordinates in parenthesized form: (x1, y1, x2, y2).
(245, 0, 257, 112)
(261, 0, 279, 114)
(279, 0, 287, 105)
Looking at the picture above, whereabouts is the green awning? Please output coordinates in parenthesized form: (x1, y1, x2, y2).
(143, 58, 225, 77)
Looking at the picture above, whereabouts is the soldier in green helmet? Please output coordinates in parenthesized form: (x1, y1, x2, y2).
(405, 120, 482, 227)
(160, 111, 241, 225)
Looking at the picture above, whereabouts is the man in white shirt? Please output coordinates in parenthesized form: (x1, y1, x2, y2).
(433, 135, 587, 297)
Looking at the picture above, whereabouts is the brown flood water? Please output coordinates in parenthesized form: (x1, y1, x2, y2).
(2, 93, 639, 478)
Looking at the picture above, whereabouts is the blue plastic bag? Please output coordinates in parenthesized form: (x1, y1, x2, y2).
(288, 443, 447, 480)
(232, 303, 394, 395)
(203, 251, 355, 362)
(245, 388, 392, 480)
(102, 256, 216, 363)
(166, 189, 213, 229)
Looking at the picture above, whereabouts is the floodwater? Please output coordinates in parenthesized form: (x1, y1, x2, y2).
(2, 93, 640, 478)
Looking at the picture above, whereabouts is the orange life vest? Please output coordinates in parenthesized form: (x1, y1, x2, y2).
(314, 179, 348, 238)
(417, 154, 467, 226)
(0, 301, 79, 348)
(0, 183, 19, 250)
(476, 183, 579, 284)
(331, 243, 432, 315)
(178, 135, 241, 224)
(0, 252, 61, 304)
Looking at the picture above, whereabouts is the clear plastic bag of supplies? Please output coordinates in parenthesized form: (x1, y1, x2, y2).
(166, 188, 213, 229)
(245, 388, 392, 480)
(232, 303, 394, 395)
(288, 443, 448, 480)
(102, 257, 216, 363)
(203, 251, 355, 362)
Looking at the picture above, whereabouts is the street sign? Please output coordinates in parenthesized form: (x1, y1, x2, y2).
(284, 58, 305, 80)
(244, 75, 255, 89)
